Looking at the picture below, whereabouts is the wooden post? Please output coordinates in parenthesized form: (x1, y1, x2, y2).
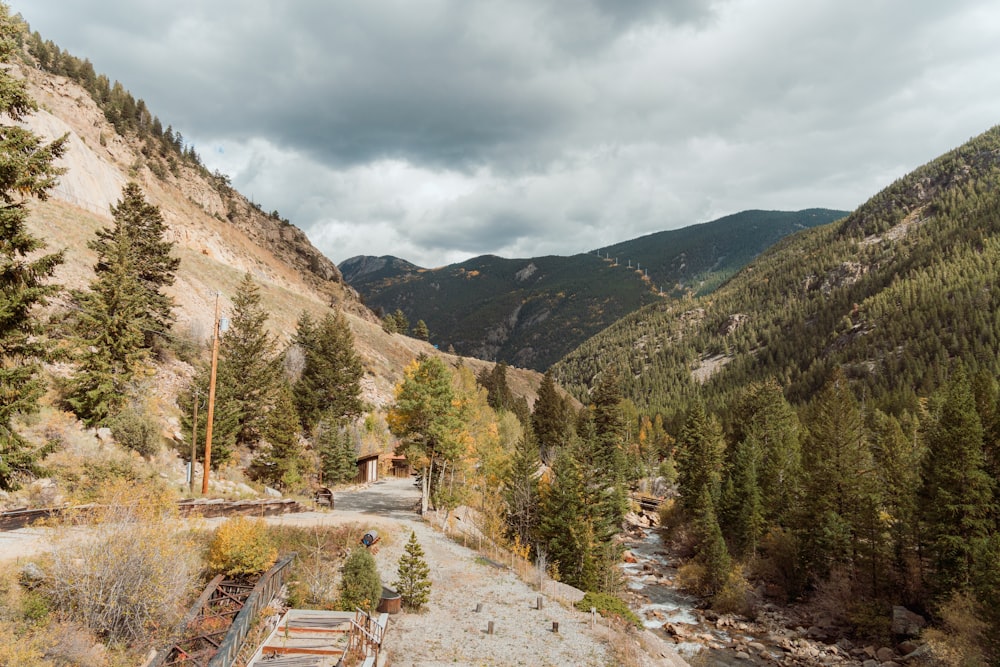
(201, 294, 221, 495)
(487, 621, 494, 635)
(475, 603, 482, 613)
(536, 596, 543, 610)
(552, 621, 559, 633)
(189, 388, 198, 492)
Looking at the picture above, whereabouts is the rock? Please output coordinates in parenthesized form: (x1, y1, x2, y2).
(863, 645, 878, 659)
(880, 662, 901, 667)
(19, 562, 45, 589)
(900, 644, 932, 663)
(623, 551, 638, 564)
(264, 486, 281, 498)
(896, 641, 917, 655)
(806, 625, 830, 641)
(876, 647, 896, 662)
(837, 638, 855, 652)
(748, 641, 767, 652)
(735, 651, 750, 661)
(891, 606, 926, 638)
(96, 427, 113, 443)
(863, 661, 879, 667)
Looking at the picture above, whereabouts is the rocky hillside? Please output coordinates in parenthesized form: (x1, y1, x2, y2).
(14, 60, 543, 409)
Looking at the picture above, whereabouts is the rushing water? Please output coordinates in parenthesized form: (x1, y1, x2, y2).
(622, 529, 774, 666)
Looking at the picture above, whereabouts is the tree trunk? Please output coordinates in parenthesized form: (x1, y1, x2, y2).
(421, 464, 430, 515)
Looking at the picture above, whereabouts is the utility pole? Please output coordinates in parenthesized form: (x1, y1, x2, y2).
(202, 293, 221, 495)
(189, 387, 199, 492)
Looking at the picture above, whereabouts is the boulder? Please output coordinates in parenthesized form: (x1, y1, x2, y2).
(900, 643, 932, 663)
(622, 550, 638, 563)
(19, 562, 45, 589)
(876, 647, 896, 662)
(863, 661, 879, 667)
(892, 606, 926, 638)
(896, 641, 918, 656)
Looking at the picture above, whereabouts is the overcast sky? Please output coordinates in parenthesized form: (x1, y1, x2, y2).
(13, 1, 1000, 268)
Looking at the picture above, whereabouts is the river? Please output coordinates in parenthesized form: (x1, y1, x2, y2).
(622, 528, 787, 666)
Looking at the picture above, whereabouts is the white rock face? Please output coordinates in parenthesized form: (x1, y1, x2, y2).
(22, 109, 125, 218)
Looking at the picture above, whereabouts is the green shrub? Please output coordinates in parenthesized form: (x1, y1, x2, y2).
(339, 548, 381, 613)
(207, 517, 278, 577)
(108, 405, 161, 458)
(20, 591, 50, 623)
(574, 591, 641, 627)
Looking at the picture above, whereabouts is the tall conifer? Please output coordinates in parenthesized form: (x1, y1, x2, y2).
(294, 311, 363, 431)
(0, 6, 66, 489)
(216, 273, 282, 448)
(69, 183, 176, 425)
(921, 366, 994, 592)
(532, 369, 571, 463)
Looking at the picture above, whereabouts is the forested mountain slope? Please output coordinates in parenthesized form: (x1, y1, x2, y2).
(555, 125, 1000, 422)
(340, 209, 844, 371)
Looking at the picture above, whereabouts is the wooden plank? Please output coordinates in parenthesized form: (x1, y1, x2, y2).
(263, 646, 344, 656)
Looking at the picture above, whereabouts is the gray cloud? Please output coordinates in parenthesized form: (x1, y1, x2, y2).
(13, 0, 1000, 267)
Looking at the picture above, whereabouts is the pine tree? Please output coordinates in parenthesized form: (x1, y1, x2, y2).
(392, 309, 409, 335)
(798, 371, 879, 580)
(729, 379, 801, 525)
(294, 311, 364, 432)
(412, 319, 430, 341)
(537, 445, 597, 591)
(694, 484, 731, 595)
(93, 182, 179, 342)
(0, 6, 66, 489)
(217, 273, 282, 448)
(870, 409, 922, 594)
(532, 369, 571, 463)
(921, 365, 994, 593)
(316, 420, 357, 485)
(68, 183, 177, 425)
(480, 362, 516, 413)
(394, 531, 432, 610)
(721, 434, 764, 561)
(340, 548, 381, 613)
(676, 403, 725, 515)
(588, 371, 629, 543)
(388, 355, 463, 514)
(249, 381, 304, 490)
(504, 430, 541, 548)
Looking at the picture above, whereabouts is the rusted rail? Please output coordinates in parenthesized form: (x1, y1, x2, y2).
(151, 576, 255, 667)
(151, 555, 295, 667)
(207, 554, 296, 667)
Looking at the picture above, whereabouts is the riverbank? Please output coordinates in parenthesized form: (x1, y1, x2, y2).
(619, 521, 931, 666)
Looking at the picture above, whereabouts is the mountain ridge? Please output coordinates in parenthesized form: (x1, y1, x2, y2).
(554, 124, 1000, 420)
(340, 208, 847, 370)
